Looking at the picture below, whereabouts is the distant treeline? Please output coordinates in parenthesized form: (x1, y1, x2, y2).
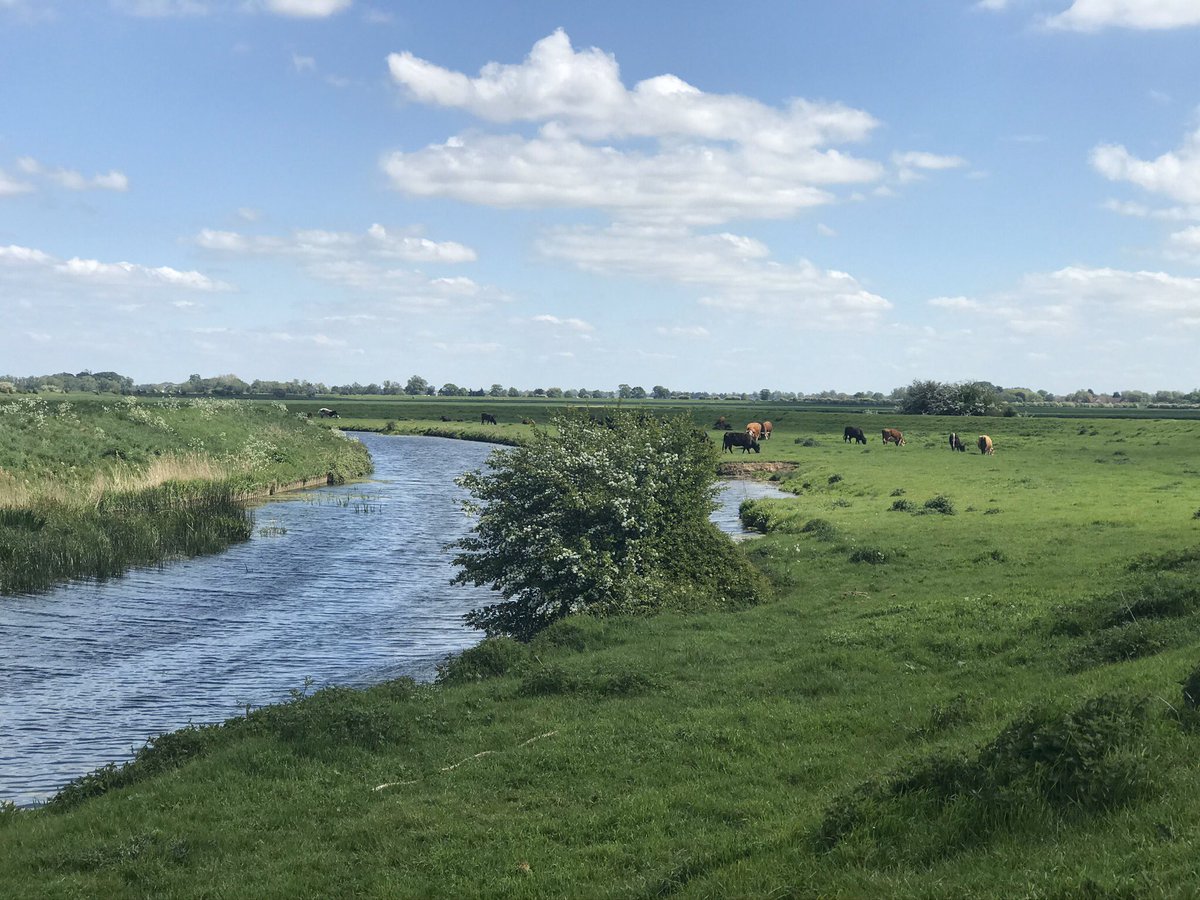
(3, 371, 1200, 410)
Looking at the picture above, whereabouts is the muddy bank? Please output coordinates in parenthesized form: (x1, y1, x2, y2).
(716, 461, 799, 479)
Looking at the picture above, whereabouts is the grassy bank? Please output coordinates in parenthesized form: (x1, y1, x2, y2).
(3, 412, 1200, 896)
(0, 396, 371, 594)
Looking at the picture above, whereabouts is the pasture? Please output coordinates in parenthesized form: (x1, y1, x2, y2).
(3, 409, 1200, 896)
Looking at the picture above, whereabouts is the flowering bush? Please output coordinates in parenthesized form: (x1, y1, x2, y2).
(452, 409, 765, 640)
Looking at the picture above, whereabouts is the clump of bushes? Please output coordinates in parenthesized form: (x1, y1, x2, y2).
(921, 494, 956, 515)
(890, 498, 915, 512)
(828, 473, 843, 485)
(849, 546, 892, 564)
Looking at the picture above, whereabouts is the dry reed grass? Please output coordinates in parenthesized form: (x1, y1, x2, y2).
(0, 454, 234, 511)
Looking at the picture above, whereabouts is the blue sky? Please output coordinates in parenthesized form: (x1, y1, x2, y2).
(3, 0, 1200, 393)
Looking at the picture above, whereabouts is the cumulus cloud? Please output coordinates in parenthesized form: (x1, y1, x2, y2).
(1046, 0, 1200, 31)
(537, 224, 891, 328)
(382, 30, 917, 226)
(388, 29, 877, 149)
(1091, 128, 1200, 205)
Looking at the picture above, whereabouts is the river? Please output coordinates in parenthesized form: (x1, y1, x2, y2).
(0, 433, 789, 806)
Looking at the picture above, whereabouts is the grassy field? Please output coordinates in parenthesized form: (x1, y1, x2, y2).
(0, 395, 372, 594)
(3, 410, 1200, 896)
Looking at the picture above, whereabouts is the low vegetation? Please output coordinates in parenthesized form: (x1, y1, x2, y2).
(3, 408, 1200, 896)
(0, 396, 371, 594)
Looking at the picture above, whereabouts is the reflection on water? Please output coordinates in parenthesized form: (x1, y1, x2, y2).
(0, 433, 789, 805)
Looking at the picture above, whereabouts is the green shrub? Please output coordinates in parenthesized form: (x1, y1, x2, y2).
(452, 410, 760, 640)
(921, 495, 956, 515)
(849, 546, 891, 564)
(890, 498, 915, 512)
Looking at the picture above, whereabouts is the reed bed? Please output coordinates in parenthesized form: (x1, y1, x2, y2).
(0, 397, 371, 595)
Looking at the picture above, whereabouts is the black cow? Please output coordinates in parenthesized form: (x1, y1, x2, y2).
(723, 432, 761, 454)
(949, 432, 966, 452)
(481, 412, 498, 425)
(843, 425, 867, 445)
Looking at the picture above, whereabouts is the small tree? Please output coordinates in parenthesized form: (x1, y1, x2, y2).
(452, 410, 763, 639)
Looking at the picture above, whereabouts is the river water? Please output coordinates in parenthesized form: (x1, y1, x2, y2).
(0, 433, 789, 806)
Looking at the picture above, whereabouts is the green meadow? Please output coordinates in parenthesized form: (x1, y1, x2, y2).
(3, 408, 1200, 896)
(0, 395, 371, 594)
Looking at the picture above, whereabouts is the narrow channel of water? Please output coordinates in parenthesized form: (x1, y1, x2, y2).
(0, 433, 789, 806)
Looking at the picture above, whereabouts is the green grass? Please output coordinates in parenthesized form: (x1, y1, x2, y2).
(3, 411, 1200, 896)
(0, 396, 371, 594)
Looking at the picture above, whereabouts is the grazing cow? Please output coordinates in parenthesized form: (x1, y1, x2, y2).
(978, 434, 994, 455)
(949, 432, 966, 452)
(481, 412, 498, 425)
(881, 428, 905, 446)
(318, 407, 339, 418)
(723, 432, 761, 454)
(746, 422, 763, 441)
(844, 425, 867, 445)
(761, 421, 773, 440)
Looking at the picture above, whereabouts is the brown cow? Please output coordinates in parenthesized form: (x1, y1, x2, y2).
(882, 428, 905, 446)
(746, 422, 763, 441)
(761, 420, 773, 440)
(978, 434, 994, 455)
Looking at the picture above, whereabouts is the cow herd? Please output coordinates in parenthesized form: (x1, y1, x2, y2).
(720, 419, 997, 455)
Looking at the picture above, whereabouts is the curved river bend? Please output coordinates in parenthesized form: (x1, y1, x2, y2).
(0, 433, 788, 806)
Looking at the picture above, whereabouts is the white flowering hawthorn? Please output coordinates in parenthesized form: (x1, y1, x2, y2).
(452, 409, 760, 639)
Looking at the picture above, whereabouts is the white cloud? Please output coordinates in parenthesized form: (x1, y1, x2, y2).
(928, 295, 980, 310)
(388, 29, 877, 150)
(384, 134, 875, 226)
(263, 0, 351, 16)
(0, 242, 230, 292)
(538, 224, 891, 328)
(0, 169, 34, 196)
(1046, 0, 1200, 31)
(14, 157, 129, 192)
(893, 150, 968, 183)
(111, 0, 351, 16)
(531, 314, 594, 333)
(292, 53, 316, 73)
(196, 223, 476, 263)
(656, 325, 711, 338)
(1091, 128, 1200, 205)
(932, 265, 1200, 330)
(380, 30, 930, 226)
(816, 223, 837, 237)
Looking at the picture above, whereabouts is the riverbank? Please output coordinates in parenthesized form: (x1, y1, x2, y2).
(3, 412, 1200, 896)
(0, 397, 371, 595)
